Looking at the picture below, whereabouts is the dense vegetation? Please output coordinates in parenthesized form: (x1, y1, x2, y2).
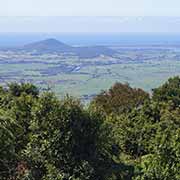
(0, 76, 180, 179)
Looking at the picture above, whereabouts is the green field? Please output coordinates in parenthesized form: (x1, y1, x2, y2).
(0, 46, 180, 101)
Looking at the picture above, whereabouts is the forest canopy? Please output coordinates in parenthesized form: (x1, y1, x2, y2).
(0, 76, 180, 180)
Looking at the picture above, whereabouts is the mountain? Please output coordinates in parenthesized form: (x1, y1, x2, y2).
(20, 38, 117, 58)
(22, 38, 73, 53)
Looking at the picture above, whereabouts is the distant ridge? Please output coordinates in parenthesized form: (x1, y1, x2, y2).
(3, 38, 117, 58)
(23, 38, 72, 53)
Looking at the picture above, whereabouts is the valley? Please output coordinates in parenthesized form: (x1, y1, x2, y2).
(1, 39, 180, 101)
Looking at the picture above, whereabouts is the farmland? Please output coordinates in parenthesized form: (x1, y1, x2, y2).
(0, 45, 180, 101)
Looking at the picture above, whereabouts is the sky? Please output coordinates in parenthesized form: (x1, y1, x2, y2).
(1, 0, 180, 16)
(1, 16, 180, 33)
(0, 0, 180, 33)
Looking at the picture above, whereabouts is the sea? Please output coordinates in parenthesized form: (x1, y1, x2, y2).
(0, 33, 180, 47)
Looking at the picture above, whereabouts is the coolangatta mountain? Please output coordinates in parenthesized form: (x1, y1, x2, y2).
(2, 38, 117, 58)
(23, 38, 73, 52)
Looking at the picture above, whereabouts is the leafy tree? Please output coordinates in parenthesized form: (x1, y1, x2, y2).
(0, 111, 16, 179)
(106, 101, 161, 160)
(152, 76, 180, 108)
(1, 77, 180, 180)
(91, 82, 149, 115)
(24, 94, 124, 180)
(0, 83, 39, 179)
(8, 82, 39, 97)
(134, 107, 180, 179)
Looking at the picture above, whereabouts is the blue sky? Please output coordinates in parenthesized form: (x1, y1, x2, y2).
(1, 16, 180, 33)
(1, 0, 180, 16)
(1, 0, 180, 33)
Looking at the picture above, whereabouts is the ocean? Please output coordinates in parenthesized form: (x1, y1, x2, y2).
(0, 33, 180, 47)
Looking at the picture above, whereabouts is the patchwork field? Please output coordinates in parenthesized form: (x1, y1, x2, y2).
(1, 45, 180, 101)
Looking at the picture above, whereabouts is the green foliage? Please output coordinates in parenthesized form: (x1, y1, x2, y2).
(1, 77, 180, 179)
(8, 82, 39, 97)
(91, 82, 149, 115)
(153, 76, 180, 108)
(0, 83, 38, 179)
(25, 94, 122, 180)
(0, 111, 16, 179)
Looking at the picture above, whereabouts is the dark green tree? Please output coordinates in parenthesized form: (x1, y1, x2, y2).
(24, 94, 125, 180)
(91, 82, 149, 115)
(152, 76, 180, 108)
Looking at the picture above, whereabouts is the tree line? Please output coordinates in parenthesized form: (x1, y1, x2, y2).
(1, 76, 180, 179)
